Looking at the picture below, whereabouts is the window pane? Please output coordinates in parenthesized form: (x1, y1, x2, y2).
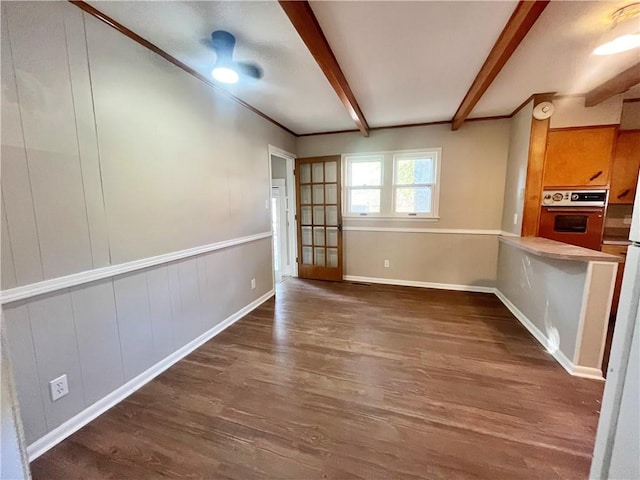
(314, 247, 325, 266)
(313, 184, 324, 204)
(313, 227, 325, 246)
(301, 206, 312, 225)
(301, 226, 312, 245)
(350, 189, 380, 214)
(395, 187, 432, 213)
(325, 184, 337, 204)
(300, 164, 311, 184)
(327, 248, 338, 268)
(312, 163, 324, 183)
(300, 185, 311, 205)
(326, 227, 338, 247)
(325, 206, 338, 225)
(325, 161, 337, 183)
(351, 161, 381, 186)
(396, 157, 433, 185)
(302, 246, 313, 265)
(313, 206, 325, 224)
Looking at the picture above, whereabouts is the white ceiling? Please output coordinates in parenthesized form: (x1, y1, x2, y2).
(88, 1, 355, 135)
(87, 1, 638, 134)
(474, 0, 640, 117)
(309, 0, 518, 127)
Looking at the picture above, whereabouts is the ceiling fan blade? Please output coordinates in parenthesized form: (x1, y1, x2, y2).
(235, 62, 263, 79)
(211, 30, 235, 63)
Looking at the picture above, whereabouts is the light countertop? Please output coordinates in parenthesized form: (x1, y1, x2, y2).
(499, 236, 624, 263)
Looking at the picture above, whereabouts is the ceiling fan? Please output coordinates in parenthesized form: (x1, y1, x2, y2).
(207, 30, 263, 84)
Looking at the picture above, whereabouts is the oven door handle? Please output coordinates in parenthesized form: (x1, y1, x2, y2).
(544, 207, 603, 213)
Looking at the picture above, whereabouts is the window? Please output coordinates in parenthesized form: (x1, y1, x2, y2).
(344, 155, 383, 215)
(343, 149, 440, 218)
(393, 152, 438, 217)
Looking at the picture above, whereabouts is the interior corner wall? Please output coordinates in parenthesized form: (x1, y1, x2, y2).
(500, 101, 533, 235)
(296, 120, 511, 288)
(620, 101, 640, 130)
(550, 95, 623, 129)
(1, 1, 294, 451)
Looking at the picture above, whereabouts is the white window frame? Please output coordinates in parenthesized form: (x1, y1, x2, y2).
(391, 149, 441, 218)
(344, 154, 385, 217)
(342, 148, 441, 219)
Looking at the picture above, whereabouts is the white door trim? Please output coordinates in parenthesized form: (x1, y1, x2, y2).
(268, 145, 298, 277)
(271, 180, 288, 280)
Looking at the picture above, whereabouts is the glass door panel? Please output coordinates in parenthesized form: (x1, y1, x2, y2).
(295, 156, 343, 281)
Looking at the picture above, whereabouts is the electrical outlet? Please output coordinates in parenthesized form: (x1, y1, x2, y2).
(264, 199, 269, 209)
(513, 213, 518, 225)
(384, 259, 390, 268)
(251, 278, 256, 290)
(50, 374, 68, 402)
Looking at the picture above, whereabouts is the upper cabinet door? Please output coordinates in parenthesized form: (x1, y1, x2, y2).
(610, 131, 640, 205)
(542, 126, 617, 188)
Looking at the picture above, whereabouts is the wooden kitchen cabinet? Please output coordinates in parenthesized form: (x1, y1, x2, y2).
(601, 244, 627, 316)
(543, 126, 617, 188)
(610, 130, 640, 204)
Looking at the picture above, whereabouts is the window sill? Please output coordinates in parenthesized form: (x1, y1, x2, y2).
(343, 216, 440, 221)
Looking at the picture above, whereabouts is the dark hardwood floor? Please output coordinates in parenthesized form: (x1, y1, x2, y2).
(31, 279, 604, 479)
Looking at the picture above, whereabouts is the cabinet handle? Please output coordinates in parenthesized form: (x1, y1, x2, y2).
(589, 171, 603, 181)
(617, 189, 631, 199)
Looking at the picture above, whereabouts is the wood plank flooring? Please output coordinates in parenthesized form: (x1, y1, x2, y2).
(31, 279, 604, 479)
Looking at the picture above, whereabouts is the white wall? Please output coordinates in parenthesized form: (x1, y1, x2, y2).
(296, 120, 511, 287)
(550, 96, 623, 129)
(1, 1, 294, 453)
(501, 101, 533, 235)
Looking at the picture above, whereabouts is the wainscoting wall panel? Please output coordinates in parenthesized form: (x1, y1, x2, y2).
(3, 237, 273, 448)
(0, 0, 294, 459)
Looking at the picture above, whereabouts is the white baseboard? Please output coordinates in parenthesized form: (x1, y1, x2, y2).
(26, 289, 275, 462)
(571, 365, 607, 381)
(343, 275, 495, 293)
(494, 289, 604, 381)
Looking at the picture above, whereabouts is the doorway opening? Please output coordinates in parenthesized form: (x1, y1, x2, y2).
(269, 146, 297, 285)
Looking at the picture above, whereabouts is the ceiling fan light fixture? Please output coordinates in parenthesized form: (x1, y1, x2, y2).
(593, 3, 640, 55)
(211, 66, 239, 84)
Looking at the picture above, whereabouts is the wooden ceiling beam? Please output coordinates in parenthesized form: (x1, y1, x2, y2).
(585, 63, 640, 107)
(278, 1, 370, 136)
(451, 0, 549, 131)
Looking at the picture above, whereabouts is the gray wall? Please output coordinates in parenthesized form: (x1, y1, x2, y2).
(620, 101, 640, 130)
(1, 1, 295, 289)
(1, 1, 294, 448)
(1, 335, 28, 480)
(3, 239, 273, 445)
(501, 101, 533, 235)
(296, 120, 510, 287)
(497, 242, 586, 360)
(496, 241, 615, 374)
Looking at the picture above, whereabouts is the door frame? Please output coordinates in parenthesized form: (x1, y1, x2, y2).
(271, 180, 288, 280)
(268, 145, 298, 278)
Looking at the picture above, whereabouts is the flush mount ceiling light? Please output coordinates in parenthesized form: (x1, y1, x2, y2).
(207, 31, 263, 84)
(593, 3, 640, 55)
(212, 66, 239, 84)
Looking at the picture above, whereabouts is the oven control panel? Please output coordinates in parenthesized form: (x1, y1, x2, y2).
(542, 189, 607, 207)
